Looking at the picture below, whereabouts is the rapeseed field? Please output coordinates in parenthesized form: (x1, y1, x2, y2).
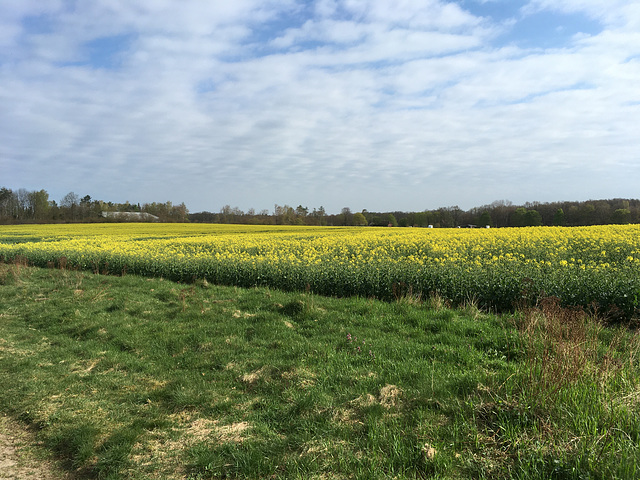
(1, 223, 639, 317)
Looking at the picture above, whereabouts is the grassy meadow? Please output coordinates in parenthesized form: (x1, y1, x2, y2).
(0, 224, 640, 478)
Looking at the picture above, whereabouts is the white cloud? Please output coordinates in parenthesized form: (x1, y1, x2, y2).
(2, 0, 640, 212)
(522, 0, 640, 29)
(352, 0, 481, 30)
(315, 0, 339, 18)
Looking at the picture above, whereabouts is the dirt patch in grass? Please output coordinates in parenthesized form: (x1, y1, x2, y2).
(0, 415, 72, 480)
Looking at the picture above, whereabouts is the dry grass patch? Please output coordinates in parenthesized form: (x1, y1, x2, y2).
(241, 366, 269, 385)
(281, 367, 316, 389)
(518, 296, 640, 401)
(214, 421, 251, 443)
(332, 407, 362, 426)
(170, 416, 251, 446)
(349, 385, 403, 411)
(378, 384, 403, 409)
(350, 393, 377, 409)
(128, 417, 252, 477)
(69, 358, 101, 376)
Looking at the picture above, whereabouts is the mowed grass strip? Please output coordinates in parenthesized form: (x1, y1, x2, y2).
(0, 262, 639, 479)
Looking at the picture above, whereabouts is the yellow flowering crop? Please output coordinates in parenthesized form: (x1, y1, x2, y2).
(1, 223, 639, 317)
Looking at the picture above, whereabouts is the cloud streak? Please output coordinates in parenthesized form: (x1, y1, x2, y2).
(2, 0, 639, 213)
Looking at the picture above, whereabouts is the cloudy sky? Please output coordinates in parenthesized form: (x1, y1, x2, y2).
(2, 1, 639, 214)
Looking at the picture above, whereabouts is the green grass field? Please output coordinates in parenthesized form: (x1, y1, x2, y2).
(1, 261, 639, 479)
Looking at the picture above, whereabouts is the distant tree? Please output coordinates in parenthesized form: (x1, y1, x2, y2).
(295, 205, 308, 218)
(524, 209, 543, 226)
(565, 205, 580, 226)
(553, 208, 566, 226)
(274, 204, 297, 224)
(78, 195, 94, 220)
(59, 192, 79, 221)
(387, 213, 398, 227)
(338, 207, 352, 226)
(612, 208, 631, 224)
(189, 211, 218, 223)
(449, 206, 462, 227)
(594, 201, 612, 225)
(436, 206, 460, 228)
(511, 207, 527, 227)
(490, 200, 514, 227)
(369, 216, 383, 226)
(0, 187, 15, 220)
(511, 207, 542, 227)
(14, 189, 30, 220)
(28, 189, 50, 221)
(48, 200, 60, 221)
(578, 203, 596, 225)
(273, 204, 284, 224)
(312, 206, 326, 217)
(116, 201, 138, 213)
(353, 212, 367, 226)
(283, 205, 296, 224)
(141, 201, 189, 222)
(170, 202, 189, 222)
(478, 211, 492, 227)
(309, 206, 327, 226)
(413, 211, 428, 227)
(219, 205, 232, 223)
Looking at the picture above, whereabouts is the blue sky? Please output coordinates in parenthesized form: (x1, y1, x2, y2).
(1, 0, 639, 214)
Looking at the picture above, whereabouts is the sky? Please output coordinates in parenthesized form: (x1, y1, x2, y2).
(1, 0, 639, 214)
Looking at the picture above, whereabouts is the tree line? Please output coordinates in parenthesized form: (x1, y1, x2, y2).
(0, 187, 188, 223)
(2, 186, 639, 227)
(190, 199, 640, 228)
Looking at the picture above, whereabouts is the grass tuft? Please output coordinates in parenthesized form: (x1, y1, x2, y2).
(465, 297, 640, 479)
(518, 296, 640, 402)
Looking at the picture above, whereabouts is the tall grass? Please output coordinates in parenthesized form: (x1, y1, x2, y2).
(474, 297, 640, 479)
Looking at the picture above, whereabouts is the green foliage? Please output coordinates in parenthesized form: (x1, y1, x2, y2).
(524, 209, 542, 226)
(478, 210, 492, 227)
(511, 207, 527, 227)
(553, 208, 566, 226)
(353, 212, 367, 226)
(612, 208, 632, 224)
(512, 208, 542, 227)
